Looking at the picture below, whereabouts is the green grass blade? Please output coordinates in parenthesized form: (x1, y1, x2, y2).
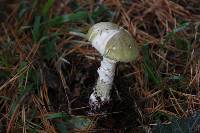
(166, 22, 190, 39)
(42, 0, 54, 16)
(44, 11, 88, 27)
(46, 112, 69, 120)
(0, 96, 11, 101)
(92, 5, 108, 20)
(142, 44, 161, 85)
(18, 1, 31, 18)
(32, 16, 41, 42)
(173, 22, 190, 33)
(41, 37, 57, 61)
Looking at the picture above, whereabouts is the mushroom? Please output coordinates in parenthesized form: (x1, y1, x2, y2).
(86, 22, 139, 111)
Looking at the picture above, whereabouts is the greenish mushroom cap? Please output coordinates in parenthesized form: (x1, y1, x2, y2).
(87, 22, 138, 62)
(86, 22, 119, 42)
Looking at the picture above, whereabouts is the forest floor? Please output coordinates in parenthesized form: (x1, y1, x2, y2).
(0, 0, 200, 132)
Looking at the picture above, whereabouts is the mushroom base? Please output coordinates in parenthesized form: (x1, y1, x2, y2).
(89, 57, 116, 112)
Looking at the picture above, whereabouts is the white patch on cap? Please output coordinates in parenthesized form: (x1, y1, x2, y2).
(89, 30, 119, 55)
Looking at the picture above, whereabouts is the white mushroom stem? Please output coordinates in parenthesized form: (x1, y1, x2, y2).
(89, 57, 116, 110)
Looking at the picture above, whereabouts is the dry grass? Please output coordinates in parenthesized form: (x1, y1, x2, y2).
(0, 0, 200, 132)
